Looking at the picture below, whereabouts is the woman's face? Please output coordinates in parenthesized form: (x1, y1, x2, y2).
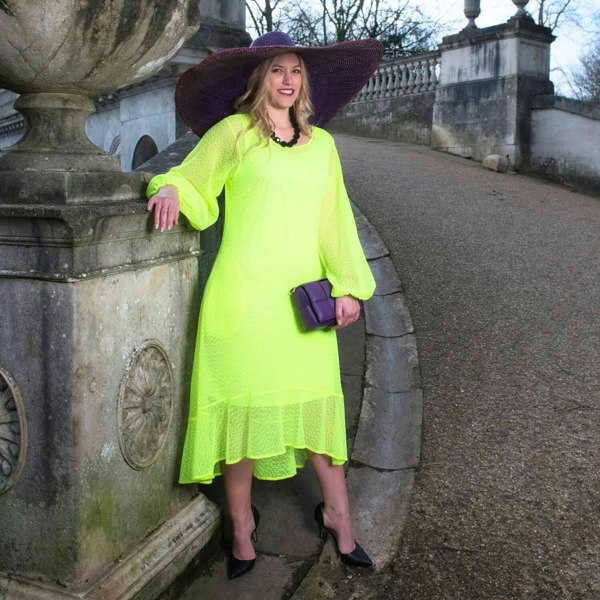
(266, 52, 302, 111)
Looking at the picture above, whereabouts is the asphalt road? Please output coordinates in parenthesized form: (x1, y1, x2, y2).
(335, 134, 600, 600)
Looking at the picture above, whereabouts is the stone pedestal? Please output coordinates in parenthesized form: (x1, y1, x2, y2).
(0, 190, 219, 598)
(195, 0, 250, 50)
(0, 2, 221, 597)
(432, 17, 555, 171)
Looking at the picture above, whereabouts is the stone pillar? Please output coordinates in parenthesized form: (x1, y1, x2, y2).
(0, 2, 221, 598)
(432, 15, 555, 171)
(194, 0, 250, 50)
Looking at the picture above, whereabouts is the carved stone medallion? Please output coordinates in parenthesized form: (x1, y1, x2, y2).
(0, 367, 27, 494)
(118, 341, 173, 470)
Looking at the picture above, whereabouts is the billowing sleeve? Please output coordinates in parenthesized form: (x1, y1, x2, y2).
(146, 118, 239, 231)
(318, 137, 376, 300)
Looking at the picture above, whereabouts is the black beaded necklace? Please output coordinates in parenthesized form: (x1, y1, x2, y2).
(270, 115, 301, 148)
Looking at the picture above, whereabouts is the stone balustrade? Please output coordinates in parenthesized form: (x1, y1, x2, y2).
(352, 51, 441, 102)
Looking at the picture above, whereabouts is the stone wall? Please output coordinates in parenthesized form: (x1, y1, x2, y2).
(431, 19, 555, 170)
(85, 103, 123, 161)
(330, 91, 436, 145)
(432, 74, 553, 167)
(530, 95, 600, 193)
(121, 84, 179, 171)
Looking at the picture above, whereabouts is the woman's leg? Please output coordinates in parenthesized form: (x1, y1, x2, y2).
(308, 452, 356, 553)
(222, 458, 256, 560)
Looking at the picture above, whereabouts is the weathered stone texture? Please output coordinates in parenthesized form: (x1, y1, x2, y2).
(0, 1, 198, 94)
(368, 256, 402, 295)
(354, 210, 388, 260)
(0, 367, 27, 495)
(0, 256, 200, 586)
(365, 334, 421, 393)
(0, 279, 79, 583)
(135, 132, 199, 174)
(346, 467, 415, 571)
(432, 75, 554, 167)
(482, 154, 509, 173)
(530, 95, 600, 194)
(432, 20, 555, 171)
(330, 91, 436, 146)
(352, 387, 423, 470)
(364, 292, 414, 337)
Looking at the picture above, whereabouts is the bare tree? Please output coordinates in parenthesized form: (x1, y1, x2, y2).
(532, 0, 578, 30)
(285, 0, 365, 44)
(283, 0, 441, 58)
(246, 0, 286, 35)
(571, 38, 600, 104)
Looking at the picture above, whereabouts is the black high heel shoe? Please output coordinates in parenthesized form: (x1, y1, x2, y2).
(314, 502, 373, 567)
(228, 504, 260, 579)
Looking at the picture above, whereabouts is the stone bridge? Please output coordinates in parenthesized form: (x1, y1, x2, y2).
(332, 11, 600, 195)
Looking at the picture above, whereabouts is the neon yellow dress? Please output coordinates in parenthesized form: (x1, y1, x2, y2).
(147, 114, 375, 484)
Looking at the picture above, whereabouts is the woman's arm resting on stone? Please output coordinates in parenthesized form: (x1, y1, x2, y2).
(147, 185, 180, 231)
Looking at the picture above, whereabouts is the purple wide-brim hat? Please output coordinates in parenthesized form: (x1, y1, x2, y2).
(176, 31, 384, 136)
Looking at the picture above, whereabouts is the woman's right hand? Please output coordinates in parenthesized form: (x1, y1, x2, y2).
(146, 185, 180, 231)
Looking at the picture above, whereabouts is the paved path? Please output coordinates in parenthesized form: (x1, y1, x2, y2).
(336, 134, 600, 599)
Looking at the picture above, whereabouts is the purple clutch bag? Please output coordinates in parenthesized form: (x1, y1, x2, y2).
(291, 279, 337, 331)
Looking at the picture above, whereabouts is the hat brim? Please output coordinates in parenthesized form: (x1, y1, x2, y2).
(176, 39, 384, 137)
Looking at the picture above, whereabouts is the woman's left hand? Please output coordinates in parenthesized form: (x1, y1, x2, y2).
(334, 295, 361, 329)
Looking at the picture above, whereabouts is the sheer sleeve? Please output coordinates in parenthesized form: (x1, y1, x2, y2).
(318, 137, 376, 300)
(146, 117, 239, 231)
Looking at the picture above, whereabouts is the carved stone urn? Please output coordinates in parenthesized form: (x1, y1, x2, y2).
(512, 0, 532, 19)
(463, 0, 481, 29)
(0, 0, 197, 178)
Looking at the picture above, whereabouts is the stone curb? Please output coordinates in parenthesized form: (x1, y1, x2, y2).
(291, 204, 423, 596)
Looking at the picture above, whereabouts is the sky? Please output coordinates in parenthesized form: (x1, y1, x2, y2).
(420, 0, 600, 95)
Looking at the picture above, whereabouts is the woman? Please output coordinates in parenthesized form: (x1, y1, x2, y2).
(147, 31, 383, 579)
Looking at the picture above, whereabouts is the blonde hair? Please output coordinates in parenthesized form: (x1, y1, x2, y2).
(234, 53, 314, 141)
